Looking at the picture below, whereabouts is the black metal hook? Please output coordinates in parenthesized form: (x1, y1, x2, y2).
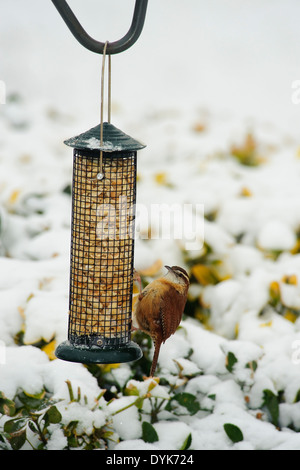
(51, 0, 148, 55)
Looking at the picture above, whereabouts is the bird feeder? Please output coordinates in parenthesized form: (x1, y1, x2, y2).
(52, 0, 148, 364)
(56, 123, 145, 363)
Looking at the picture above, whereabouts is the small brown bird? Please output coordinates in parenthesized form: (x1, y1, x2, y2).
(132, 266, 190, 377)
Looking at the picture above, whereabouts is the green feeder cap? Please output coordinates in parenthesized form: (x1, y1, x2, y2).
(55, 340, 143, 365)
(64, 122, 146, 152)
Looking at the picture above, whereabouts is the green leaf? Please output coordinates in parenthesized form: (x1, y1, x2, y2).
(28, 421, 39, 433)
(180, 433, 192, 450)
(142, 421, 158, 443)
(8, 429, 27, 450)
(165, 393, 200, 416)
(134, 397, 145, 410)
(67, 435, 80, 448)
(64, 420, 78, 437)
(62, 184, 72, 195)
(0, 392, 16, 417)
(294, 389, 300, 403)
(263, 389, 279, 427)
(44, 406, 62, 425)
(223, 423, 243, 443)
(246, 360, 258, 372)
(4, 417, 27, 434)
(124, 383, 139, 396)
(64, 421, 79, 447)
(207, 394, 216, 401)
(4, 418, 28, 450)
(18, 390, 45, 410)
(226, 352, 238, 372)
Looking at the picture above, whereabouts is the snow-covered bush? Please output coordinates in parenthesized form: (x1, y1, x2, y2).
(1, 1, 300, 449)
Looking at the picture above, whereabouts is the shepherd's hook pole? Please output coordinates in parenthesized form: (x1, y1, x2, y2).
(51, 0, 148, 54)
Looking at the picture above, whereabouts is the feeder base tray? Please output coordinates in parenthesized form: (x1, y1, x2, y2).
(55, 340, 143, 365)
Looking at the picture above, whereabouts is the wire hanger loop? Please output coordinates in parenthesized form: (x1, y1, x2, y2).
(95, 41, 112, 181)
(51, 0, 148, 55)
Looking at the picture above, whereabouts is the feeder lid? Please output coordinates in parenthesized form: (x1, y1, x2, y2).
(64, 122, 146, 152)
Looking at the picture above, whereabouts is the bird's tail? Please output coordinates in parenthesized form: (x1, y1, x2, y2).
(150, 341, 161, 377)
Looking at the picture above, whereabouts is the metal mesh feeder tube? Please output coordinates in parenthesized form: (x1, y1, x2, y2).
(55, 122, 145, 364)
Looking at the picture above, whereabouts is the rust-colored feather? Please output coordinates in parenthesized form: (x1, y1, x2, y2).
(134, 276, 189, 376)
(158, 279, 187, 341)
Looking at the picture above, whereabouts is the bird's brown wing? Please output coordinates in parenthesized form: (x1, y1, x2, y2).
(149, 283, 187, 376)
(136, 280, 187, 341)
(159, 283, 187, 342)
(135, 280, 164, 337)
(135, 280, 188, 377)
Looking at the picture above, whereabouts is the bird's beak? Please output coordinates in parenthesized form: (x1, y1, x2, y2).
(165, 266, 172, 272)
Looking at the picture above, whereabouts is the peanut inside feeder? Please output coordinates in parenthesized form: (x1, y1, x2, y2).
(55, 122, 145, 364)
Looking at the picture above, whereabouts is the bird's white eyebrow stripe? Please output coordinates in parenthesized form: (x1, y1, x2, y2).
(172, 268, 189, 283)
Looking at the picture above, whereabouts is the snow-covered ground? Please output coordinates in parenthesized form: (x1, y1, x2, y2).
(1, 0, 300, 450)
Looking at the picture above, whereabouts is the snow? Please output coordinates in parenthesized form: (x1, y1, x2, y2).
(59, 402, 107, 436)
(257, 219, 297, 251)
(46, 427, 68, 451)
(153, 421, 192, 450)
(1, 0, 300, 451)
(0, 346, 48, 399)
(71, 136, 123, 152)
(106, 396, 142, 441)
(114, 439, 159, 451)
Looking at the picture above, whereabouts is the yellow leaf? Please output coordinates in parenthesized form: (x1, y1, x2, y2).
(260, 321, 272, 328)
(192, 122, 206, 133)
(139, 259, 163, 277)
(195, 309, 212, 329)
(26, 293, 34, 302)
(132, 283, 140, 295)
(240, 186, 252, 197)
(42, 340, 57, 360)
(231, 133, 264, 167)
(17, 306, 25, 319)
(269, 281, 281, 304)
(284, 310, 298, 323)
(153, 172, 174, 188)
(125, 382, 139, 396)
(154, 172, 167, 185)
(23, 389, 46, 400)
(147, 378, 159, 392)
(8, 189, 21, 205)
(18, 153, 32, 164)
(101, 363, 120, 373)
(291, 239, 300, 254)
(282, 274, 298, 285)
(191, 264, 220, 286)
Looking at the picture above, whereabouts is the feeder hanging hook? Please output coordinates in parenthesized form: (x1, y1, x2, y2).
(51, 0, 148, 55)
